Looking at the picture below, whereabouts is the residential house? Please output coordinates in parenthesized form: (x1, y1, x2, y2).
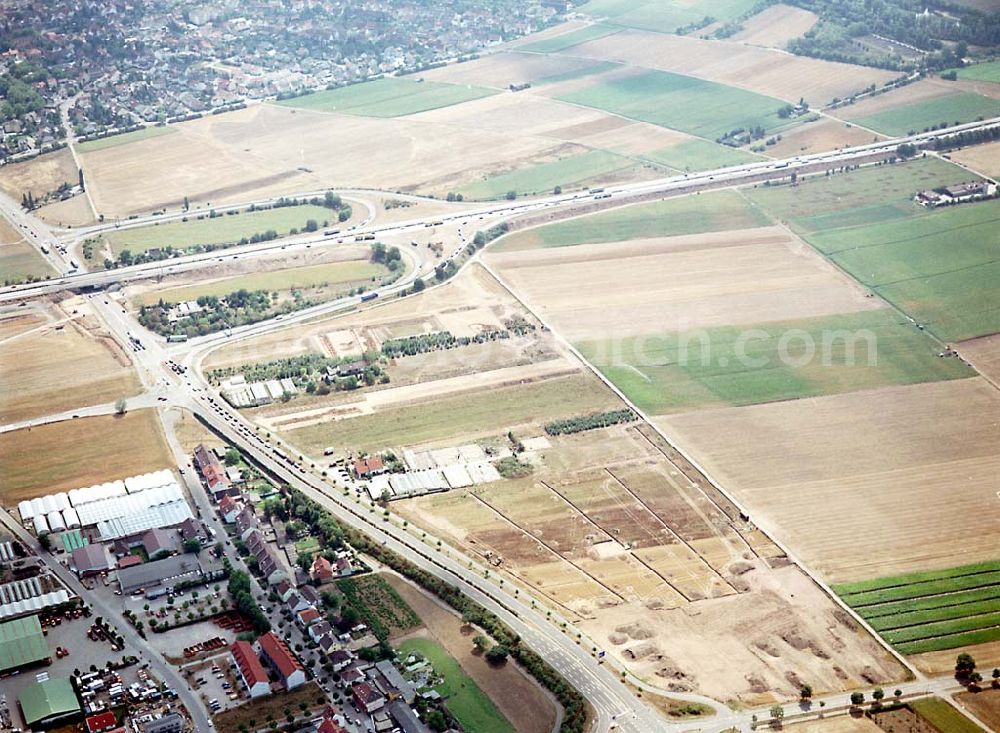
(375, 659, 416, 704)
(352, 456, 385, 480)
(296, 607, 321, 629)
(352, 681, 386, 713)
(335, 556, 354, 578)
(245, 530, 287, 585)
(142, 528, 178, 559)
(285, 592, 311, 615)
(218, 495, 241, 524)
(308, 620, 332, 643)
(234, 507, 259, 540)
(231, 640, 271, 698)
(328, 649, 353, 672)
(257, 632, 305, 689)
(299, 584, 323, 608)
(311, 555, 334, 584)
(274, 579, 295, 603)
(178, 517, 207, 543)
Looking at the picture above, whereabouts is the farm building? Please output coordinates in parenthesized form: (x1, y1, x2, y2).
(915, 180, 996, 206)
(218, 375, 297, 408)
(375, 659, 416, 704)
(231, 639, 271, 698)
(70, 544, 111, 577)
(0, 615, 49, 672)
(18, 678, 81, 728)
(117, 554, 224, 595)
(257, 631, 306, 689)
(142, 528, 179, 559)
(352, 456, 385, 479)
(0, 576, 71, 620)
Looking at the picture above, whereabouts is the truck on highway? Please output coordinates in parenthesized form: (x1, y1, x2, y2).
(324, 229, 340, 236)
(360, 292, 379, 302)
(166, 334, 188, 343)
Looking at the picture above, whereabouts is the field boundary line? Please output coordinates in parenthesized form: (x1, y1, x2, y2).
(476, 256, 923, 682)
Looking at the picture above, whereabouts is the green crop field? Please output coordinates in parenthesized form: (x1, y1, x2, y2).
(397, 638, 515, 733)
(276, 77, 497, 117)
(533, 60, 620, 86)
(808, 199, 1000, 341)
(459, 149, 636, 199)
(283, 373, 620, 454)
(578, 0, 759, 33)
(517, 25, 619, 53)
(0, 241, 55, 284)
(835, 560, 1000, 655)
(954, 60, 1000, 83)
(846, 91, 999, 136)
(135, 260, 386, 306)
(77, 125, 177, 153)
(911, 698, 986, 733)
(337, 574, 420, 639)
(576, 309, 973, 415)
(495, 189, 770, 251)
(640, 139, 764, 172)
(102, 204, 340, 257)
(556, 69, 788, 140)
(744, 156, 974, 233)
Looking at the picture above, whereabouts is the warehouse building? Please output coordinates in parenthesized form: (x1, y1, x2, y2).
(0, 615, 49, 673)
(18, 678, 81, 728)
(117, 554, 224, 596)
(70, 544, 111, 577)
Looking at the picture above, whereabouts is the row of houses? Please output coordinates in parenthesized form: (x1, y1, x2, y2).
(230, 631, 306, 697)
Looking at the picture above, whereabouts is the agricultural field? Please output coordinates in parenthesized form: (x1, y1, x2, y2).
(0, 239, 54, 284)
(387, 576, 557, 733)
(0, 410, 173, 503)
(96, 203, 348, 259)
(419, 51, 611, 89)
(956, 689, 1000, 733)
(276, 77, 497, 117)
(336, 574, 421, 639)
(765, 118, 882, 158)
(76, 125, 177, 153)
(743, 155, 972, 232)
(730, 5, 819, 49)
(131, 254, 387, 307)
(0, 148, 79, 203)
(786, 718, 883, 733)
(835, 560, 1000, 654)
(844, 90, 999, 136)
(557, 29, 896, 104)
(515, 24, 619, 53)
(494, 189, 770, 250)
(458, 149, 637, 199)
(396, 638, 515, 733)
(0, 300, 142, 424)
(556, 68, 788, 139)
(576, 0, 759, 34)
(950, 139, 1000, 178)
(958, 333, 1000, 385)
(395, 421, 905, 704)
(660, 378, 1000, 584)
(807, 199, 1000, 342)
(910, 697, 987, 733)
(212, 683, 326, 733)
(639, 139, 762, 172)
(955, 60, 1000, 83)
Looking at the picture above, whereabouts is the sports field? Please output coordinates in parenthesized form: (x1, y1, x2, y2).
(459, 149, 635, 199)
(276, 77, 497, 117)
(556, 69, 787, 139)
(578, 0, 759, 33)
(835, 560, 1000, 655)
(397, 638, 515, 733)
(640, 139, 763, 172)
(496, 189, 770, 250)
(102, 204, 340, 257)
(517, 24, 619, 53)
(955, 60, 1000, 83)
(0, 410, 173, 502)
(76, 125, 177, 153)
(846, 91, 999, 136)
(134, 259, 386, 306)
(577, 309, 972, 414)
(808, 199, 1000, 341)
(743, 156, 972, 232)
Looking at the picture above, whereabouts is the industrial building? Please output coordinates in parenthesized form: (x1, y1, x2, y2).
(117, 554, 224, 596)
(70, 544, 111, 577)
(0, 615, 49, 672)
(18, 678, 81, 728)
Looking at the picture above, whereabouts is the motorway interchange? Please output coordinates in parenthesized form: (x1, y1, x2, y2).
(3, 117, 999, 733)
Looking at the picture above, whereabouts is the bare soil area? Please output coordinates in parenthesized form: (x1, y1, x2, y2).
(659, 378, 1000, 583)
(786, 716, 884, 733)
(955, 688, 1000, 732)
(421, 51, 600, 89)
(957, 332, 1000, 386)
(486, 226, 879, 340)
(828, 79, 955, 120)
(731, 5, 819, 48)
(35, 193, 95, 228)
(385, 573, 558, 733)
(948, 140, 1000, 179)
(768, 118, 883, 158)
(0, 148, 78, 202)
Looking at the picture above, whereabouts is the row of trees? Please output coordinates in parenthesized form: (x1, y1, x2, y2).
(228, 566, 271, 634)
(544, 409, 638, 436)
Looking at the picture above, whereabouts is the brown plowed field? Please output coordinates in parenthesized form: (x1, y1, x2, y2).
(659, 378, 1000, 583)
(730, 5, 818, 48)
(767, 118, 883, 158)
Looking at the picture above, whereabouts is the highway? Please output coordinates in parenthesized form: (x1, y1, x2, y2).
(2, 116, 998, 732)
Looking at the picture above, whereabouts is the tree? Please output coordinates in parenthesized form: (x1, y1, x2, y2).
(850, 692, 864, 706)
(553, 185, 562, 195)
(505, 190, 517, 200)
(38, 533, 51, 551)
(769, 704, 784, 721)
(896, 142, 918, 158)
(426, 710, 448, 732)
(115, 397, 127, 414)
(411, 278, 425, 293)
(956, 653, 976, 679)
(224, 448, 241, 466)
(78, 168, 85, 191)
(304, 219, 318, 232)
(485, 644, 509, 665)
(799, 684, 812, 700)
(872, 688, 885, 706)
(472, 635, 491, 652)
(183, 195, 189, 211)
(183, 538, 202, 554)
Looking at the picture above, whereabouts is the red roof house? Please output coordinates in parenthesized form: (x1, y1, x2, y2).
(231, 640, 270, 698)
(257, 632, 306, 689)
(86, 711, 118, 733)
(352, 456, 384, 479)
(296, 607, 321, 628)
(311, 555, 334, 583)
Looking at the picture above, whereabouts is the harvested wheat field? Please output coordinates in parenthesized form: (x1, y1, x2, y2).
(396, 422, 905, 703)
(659, 378, 1000, 584)
(558, 30, 896, 103)
(0, 298, 141, 424)
(0, 410, 172, 503)
(486, 226, 879, 340)
(958, 333, 1000, 385)
(730, 5, 818, 48)
(829, 79, 957, 119)
(949, 139, 1000, 178)
(911, 639, 1000, 676)
(35, 193, 95, 227)
(421, 51, 602, 89)
(79, 103, 562, 216)
(786, 715, 884, 733)
(767, 118, 883, 158)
